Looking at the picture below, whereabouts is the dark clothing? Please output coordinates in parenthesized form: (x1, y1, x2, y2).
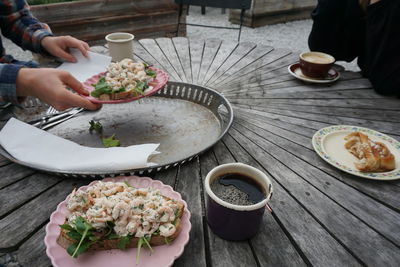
(309, 0, 400, 96)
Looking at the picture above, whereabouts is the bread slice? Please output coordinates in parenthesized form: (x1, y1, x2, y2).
(98, 90, 142, 101)
(57, 217, 182, 251)
(57, 199, 185, 252)
(344, 132, 395, 172)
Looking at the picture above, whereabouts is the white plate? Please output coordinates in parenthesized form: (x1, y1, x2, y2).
(288, 63, 340, 84)
(312, 125, 400, 180)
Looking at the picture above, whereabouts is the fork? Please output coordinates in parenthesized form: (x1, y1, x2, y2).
(46, 106, 58, 115)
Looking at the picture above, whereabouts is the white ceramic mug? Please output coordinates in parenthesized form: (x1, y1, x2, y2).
(105, 32, 134, 62)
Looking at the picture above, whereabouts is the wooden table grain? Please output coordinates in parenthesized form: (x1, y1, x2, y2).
(1, 37, 400, 267)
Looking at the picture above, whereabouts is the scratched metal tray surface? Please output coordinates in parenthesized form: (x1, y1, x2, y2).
(0, 82, 233, 178)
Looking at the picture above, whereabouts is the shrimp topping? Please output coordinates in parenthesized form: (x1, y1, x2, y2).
(66, 181, 180, 237)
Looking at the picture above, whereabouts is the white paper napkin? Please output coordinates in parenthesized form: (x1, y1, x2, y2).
(0, 118, 159, 172)
(57, 49, 111, 82)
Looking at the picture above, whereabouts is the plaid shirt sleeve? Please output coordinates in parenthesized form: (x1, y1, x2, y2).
(0, 63, 23, 104)
(0, 0, 53, 54)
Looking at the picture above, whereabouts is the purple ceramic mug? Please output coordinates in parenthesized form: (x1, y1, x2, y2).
(205, 163, 273, 241)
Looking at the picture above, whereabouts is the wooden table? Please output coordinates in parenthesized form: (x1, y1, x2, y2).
(1, 37, 400, 267)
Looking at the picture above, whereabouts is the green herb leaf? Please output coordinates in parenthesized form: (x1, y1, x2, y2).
(89, 120, 103, 134)
(91, 77, 113, 97)
(104, 221, 115, 238)
(145, 69, 156, 78)
(71, 217, 93, 258)
(67, 243, 78, 257)
(59, 224, 74, 231)
(67, 231, 83, 241)
(114, 87, 126, 93)
(134, 81, 148, 95)
(102, 134, 121, 148)
(164, 237, 171, 245)
(106, 233, 120, 240)
(136, 237, 144, 265)
(124, 181, 134, 188)
(173, 209, 181, 225)
(142, 235, 153, 254)
(74, 217, 87, 234)
(117, 235, 131, 250)
(74, 241, 94, 258)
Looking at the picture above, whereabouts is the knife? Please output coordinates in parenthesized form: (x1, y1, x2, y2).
(29, 108, 83, 128)
(40, 108, 84, 130)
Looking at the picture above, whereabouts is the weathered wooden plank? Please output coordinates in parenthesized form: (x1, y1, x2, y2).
(0, 164, 35, 189)
(224, 79, 374, 99)
(198, 149, 259, 267)
(235, 105, 400, 136)
(0, 154, 10, 167)
(173, 160, 207, 267)
(156, 38, 188, 83)
(201, 41, 238, 86)
(153, 165, 178, 188)
(134, 40, 162, 66)
(232, 115, 400, 210)
(204, 42, 257, 86)
(228, 127, 400, 266)
(221, 133, 361, 266)
(234, 111, 312, 149)
(0, 178, 87, 250)
(139, 39, 182, 81)
(172, 37, 193, 83)
(206, 44, 273, 88)
(242, 102, 400, 123)
(215, 48, 293, 87)
(0, 174, 63, 218)
(15, 227, 50, 267)
(196, 39, 222, 86)
(188, 38, 205, 85)
(232, 105, 318, 137)
(218, 53, 300, 94)
(233, 106, 330, 132)
(230, 98, 400, 111)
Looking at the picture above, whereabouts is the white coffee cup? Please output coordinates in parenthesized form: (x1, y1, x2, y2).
(105, 32, 134, 62)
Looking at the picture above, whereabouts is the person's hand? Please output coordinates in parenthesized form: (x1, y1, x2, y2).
(41, 36, 90, 62)
(16, 68, 101, 111)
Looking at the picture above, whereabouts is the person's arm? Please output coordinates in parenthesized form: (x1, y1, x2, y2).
(0, 63, 24, 104)
(0, 0, 52, 54)
(308, 0, 365, 62)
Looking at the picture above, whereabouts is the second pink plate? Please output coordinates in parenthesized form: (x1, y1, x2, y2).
(45, 176, 191, 267)
(83, 67, 169, 104)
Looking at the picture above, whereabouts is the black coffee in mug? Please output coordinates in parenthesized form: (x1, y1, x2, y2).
(205, 163, 273, 241)
(210, 173, 266, 206)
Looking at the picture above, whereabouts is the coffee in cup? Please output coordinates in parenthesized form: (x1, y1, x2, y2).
(299, 51, 335, 79)
(105, 32, 134, 62)
(205, 163, 273, 241)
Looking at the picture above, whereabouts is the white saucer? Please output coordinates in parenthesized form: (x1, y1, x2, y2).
(288, 63, 340, 84)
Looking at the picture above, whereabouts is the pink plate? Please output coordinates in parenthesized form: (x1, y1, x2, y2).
(45, 176, 191, 267)
(82, 67, 169, 104)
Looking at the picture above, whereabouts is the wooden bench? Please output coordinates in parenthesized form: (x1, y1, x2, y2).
(30, 0, 186, 44)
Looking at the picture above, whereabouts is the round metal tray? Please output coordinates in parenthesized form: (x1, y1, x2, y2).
(0, 82, 233, 178)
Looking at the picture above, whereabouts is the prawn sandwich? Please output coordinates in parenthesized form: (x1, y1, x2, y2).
(90, 59, 157, 100)
(57, 181, 184, 260)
